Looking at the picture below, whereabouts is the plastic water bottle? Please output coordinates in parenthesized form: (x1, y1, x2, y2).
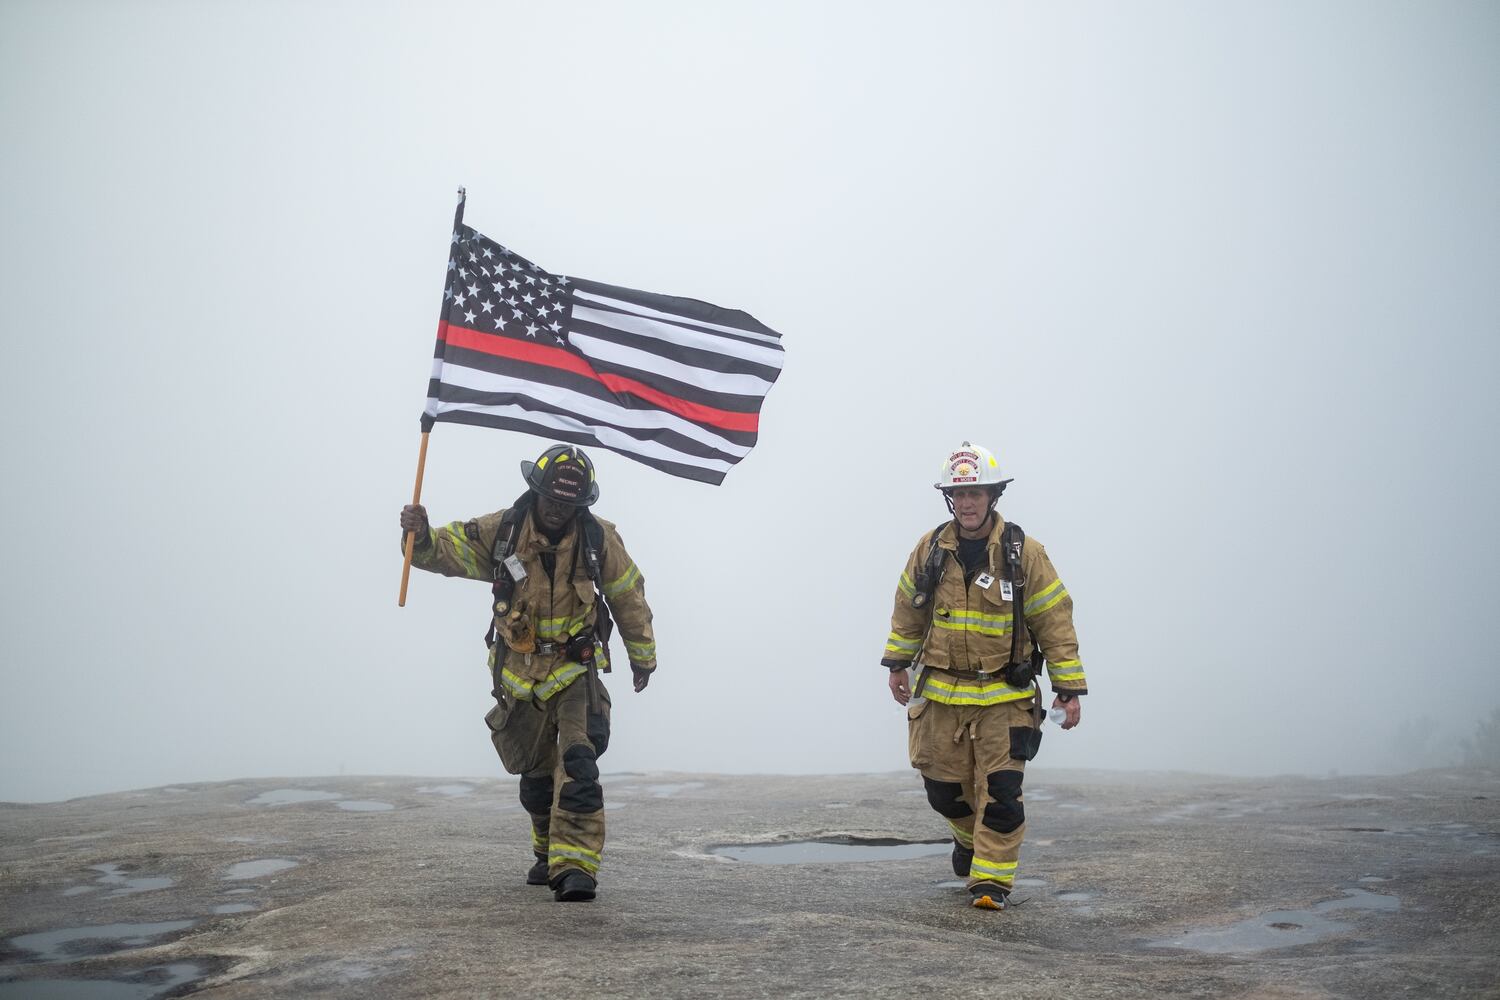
(1048, 705, 1068, 725)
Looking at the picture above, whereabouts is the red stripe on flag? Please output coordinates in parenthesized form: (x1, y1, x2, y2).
(442, 325, 759, 433)
(596, 373, 758, 432)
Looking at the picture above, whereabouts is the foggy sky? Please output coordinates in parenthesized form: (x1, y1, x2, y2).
(2, 0, 1497, 802)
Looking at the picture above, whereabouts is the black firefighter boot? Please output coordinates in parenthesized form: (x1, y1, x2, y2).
(552, 868, 597, 902)
(527, 853, 549, 886)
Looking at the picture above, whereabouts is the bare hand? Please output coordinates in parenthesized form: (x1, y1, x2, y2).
(1052, 695, 1081, 730)
(888, 669, 910, 706)
(632, 666, 651, 693)
(400, 504, 429, 536)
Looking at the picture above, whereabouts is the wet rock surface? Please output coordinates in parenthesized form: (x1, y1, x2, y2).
(1, 769, 1497, 998)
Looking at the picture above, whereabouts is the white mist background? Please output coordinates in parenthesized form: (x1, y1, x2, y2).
(2, 0, 1497, 801)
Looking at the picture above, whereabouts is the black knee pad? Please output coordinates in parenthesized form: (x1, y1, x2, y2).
(923, 776, 974, 820)
(559, 743, 603, 814)
(982, 770, 1025, 834)
(563, 743, 599, 783)
(518, 775, 554, 815)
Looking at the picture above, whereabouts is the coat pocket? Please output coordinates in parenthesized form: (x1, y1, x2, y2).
(907, 699, 934, 769)
(485, 697, 552, 775)
(1008, 724, 1043, 762)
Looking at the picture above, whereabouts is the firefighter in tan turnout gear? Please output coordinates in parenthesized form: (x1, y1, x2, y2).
(883, 442, 1086, 911)
(400, 444, 656, 903)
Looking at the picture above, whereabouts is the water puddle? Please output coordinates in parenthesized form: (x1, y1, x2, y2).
(245, 789, 341, 806)
(1057, 891, 1094, 901)
(223, 859, 299, 881)
(934, 879, 966, 888)
(708, 838, 950, 864)
(336, 801, 394, 812)
(89, 864, 175, 896)
(7, 921, 196, 963)
(0, 962, 205, 1000)
(1149, 888, 1398, 954)
(417, 784, 475, 797)
(61, 886, 99, 897)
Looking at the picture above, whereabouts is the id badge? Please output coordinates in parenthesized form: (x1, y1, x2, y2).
(999, 579, 1014, 601)
(975, 572, 995, 590)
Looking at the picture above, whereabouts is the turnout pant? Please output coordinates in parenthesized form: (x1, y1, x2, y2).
(908, 696, 1033, 894)
(485, 674, 611, 882)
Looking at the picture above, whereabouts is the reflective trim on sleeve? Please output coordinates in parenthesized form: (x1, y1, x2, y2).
(623, 638, 655, 660)
(885, 633, 922, 656)
(441, 523, 483, 579)
(603, 563, 641, 599)
(897, 572, 917, 599)
(1046, 658, 1086, 683)
(1025, 578, 1068, 616)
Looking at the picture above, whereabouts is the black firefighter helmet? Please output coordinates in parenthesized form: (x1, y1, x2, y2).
(521, 444, 600, 506)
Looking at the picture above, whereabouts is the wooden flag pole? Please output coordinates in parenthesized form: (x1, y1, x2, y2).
(397, 430, 431, 607)
(399, 186, 467, 608)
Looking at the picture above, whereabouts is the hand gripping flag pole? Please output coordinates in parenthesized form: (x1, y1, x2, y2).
(399, 186, 466, 607)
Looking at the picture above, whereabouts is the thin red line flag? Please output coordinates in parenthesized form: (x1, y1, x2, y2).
(422, 216, 785, 485)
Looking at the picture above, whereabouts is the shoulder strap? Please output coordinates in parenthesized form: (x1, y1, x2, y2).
(576, 510, 614, 672)
(910, 520, 951, 609)
(579, 510, 606, 586)
(1001, 522, 1029, 668)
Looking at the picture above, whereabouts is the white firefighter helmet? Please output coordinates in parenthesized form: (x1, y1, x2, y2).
(934, 441, 1012, 491)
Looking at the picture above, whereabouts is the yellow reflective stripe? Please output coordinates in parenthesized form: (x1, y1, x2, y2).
(1026, 579, 1068, 615)
(548, 844, 600, 874)
(923, 674, 1033, 706)
(970, 857, 1016, 883)
(931, 613, 1014, 637)
(897, 572, 917, 598)
(624, 638, 655, 659)
(443, 523, 481, 579)
(1047, 658, 1086, 683)
(885, 633, 921, 654)
(533, 661, 587, 701)
(500, 667, 535, 700)
(603, 563, 640, 599)
(947, 819, 974, 847)
(530, 827, 547, 851)
(536, 614, 589, 639)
